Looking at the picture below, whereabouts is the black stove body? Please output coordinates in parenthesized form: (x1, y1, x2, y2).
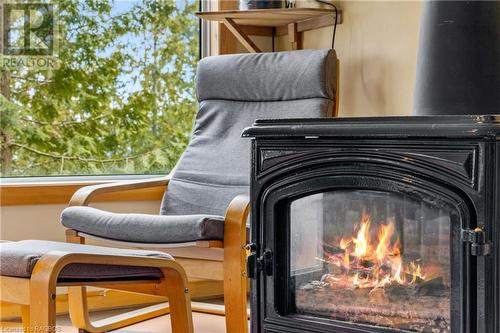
(242, 116, 500, 333)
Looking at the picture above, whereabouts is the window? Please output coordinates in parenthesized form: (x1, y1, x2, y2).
(1, 0, 199, 177)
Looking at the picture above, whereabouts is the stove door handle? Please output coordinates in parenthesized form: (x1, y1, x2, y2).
(247, 251, 258, 279)
(461, 227, 492, 256)
(246, 245, 273, 278)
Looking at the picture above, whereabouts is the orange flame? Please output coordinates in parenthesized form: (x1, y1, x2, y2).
(375, 222, 394, 262)
(343, 249, 350, 271)
(409, 261, 426, 283)
(321, 211, 428, 292)
(352, 212, 372, 258)
(392, 256, 406, 284)
(340, 238, 351, 249)
(393, 237, 401, 256)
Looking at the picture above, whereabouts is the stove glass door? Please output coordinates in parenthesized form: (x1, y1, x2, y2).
(290, 190, 458, 333)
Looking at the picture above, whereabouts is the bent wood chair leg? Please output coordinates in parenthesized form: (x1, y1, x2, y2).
(30, 249, 192, 333)
(65, 229, 172, 332)
(68, 286, 170, 333)
(69, 264, 193, 333)
(223, 195, 250, 333)
(29, 259, 59, 332)
(161, 266, 194, 333)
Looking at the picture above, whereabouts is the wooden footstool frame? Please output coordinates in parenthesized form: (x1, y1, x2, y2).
(0, 251, 193, 333)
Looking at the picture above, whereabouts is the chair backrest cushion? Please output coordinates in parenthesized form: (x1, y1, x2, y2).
(161, 49, 337, 216)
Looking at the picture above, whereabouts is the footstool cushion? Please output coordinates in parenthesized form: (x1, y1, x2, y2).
(0, 240, 172, 281)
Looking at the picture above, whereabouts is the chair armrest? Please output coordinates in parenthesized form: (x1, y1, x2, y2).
(69, 176, 170, 207)
(223, 193, 250, 326)
(225, 194, 250, 226)
(224, 193, 250, 246)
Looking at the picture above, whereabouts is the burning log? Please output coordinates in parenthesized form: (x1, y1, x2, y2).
(320, 213, 431, 294)
(322, 243, 344, 255)
(385, 282, 416, 298)
(417, 276, 446, 297)
(296, 286, 451, 333)
(368, 288, 388, 304)
(298, 209, 450, 332)
(300, 280, 329, 290)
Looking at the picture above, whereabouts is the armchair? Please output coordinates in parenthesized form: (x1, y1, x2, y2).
(61, 49, 338, 332)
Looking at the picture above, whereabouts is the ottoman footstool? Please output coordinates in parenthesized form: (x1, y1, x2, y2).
(0, 240, 193, 333)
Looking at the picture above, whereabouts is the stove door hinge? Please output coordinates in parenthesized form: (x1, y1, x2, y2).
(461, 227, 492, 256)
(246, 244, 273, 279)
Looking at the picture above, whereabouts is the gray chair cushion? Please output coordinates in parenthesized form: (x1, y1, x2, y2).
(162, 98, 331, 216)
(0, 240, 171, 280)
(61, 49, 337, 242)
(196, 49, 337, 102)
(61, 206, 224, 243)
(161, 49, 337, 216)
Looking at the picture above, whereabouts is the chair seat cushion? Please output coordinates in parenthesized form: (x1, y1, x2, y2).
(61, 206, 225, 244)
(0, 240, 172, 280)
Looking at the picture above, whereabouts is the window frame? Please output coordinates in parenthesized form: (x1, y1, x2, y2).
(0, 174, 167, 206)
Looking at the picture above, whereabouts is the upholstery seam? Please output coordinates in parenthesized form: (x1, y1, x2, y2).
(198, 96, 333, 103)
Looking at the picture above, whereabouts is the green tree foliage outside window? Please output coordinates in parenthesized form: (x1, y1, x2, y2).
(0, 0, 199, 177)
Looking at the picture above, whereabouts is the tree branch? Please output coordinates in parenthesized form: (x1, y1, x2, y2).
(19, 113, 112, 127)
(10, 143, 156, 163)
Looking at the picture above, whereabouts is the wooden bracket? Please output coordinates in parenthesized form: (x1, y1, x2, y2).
(222, 18, 262, 53)
(197, 8, 343, 54)
(288, 22, 302, 50)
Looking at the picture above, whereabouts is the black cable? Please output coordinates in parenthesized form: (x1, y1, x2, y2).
(272, 27, 276, 52)
(314, 0, 338, 49)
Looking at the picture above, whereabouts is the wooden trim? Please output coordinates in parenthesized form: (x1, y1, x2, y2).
(0, 179, 166, 206)
(68, 176, 169, 206)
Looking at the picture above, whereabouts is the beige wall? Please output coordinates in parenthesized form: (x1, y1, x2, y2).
(278, 1, 422, 117)
(0, 201, 160, 242)
(222, 1, 422, 116)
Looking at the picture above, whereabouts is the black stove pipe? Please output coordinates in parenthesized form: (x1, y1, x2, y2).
(413, 1, 500, 116)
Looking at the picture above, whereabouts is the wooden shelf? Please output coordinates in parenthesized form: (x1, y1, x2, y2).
(196, 8, 342, 53)
(196, 8, 341, 27)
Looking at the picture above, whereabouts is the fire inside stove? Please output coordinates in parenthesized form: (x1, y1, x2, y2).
(290, 191, 452, 333)
(320, 211, 428, 293)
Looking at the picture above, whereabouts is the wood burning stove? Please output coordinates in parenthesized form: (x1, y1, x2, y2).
(242, 116, 499, 333)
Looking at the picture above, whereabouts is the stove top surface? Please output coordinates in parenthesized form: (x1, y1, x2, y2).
(242, 115, 500, 139)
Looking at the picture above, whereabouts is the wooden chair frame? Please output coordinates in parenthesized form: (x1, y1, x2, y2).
(0, 250, 193, 333)
(65, 176, 250, 333)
